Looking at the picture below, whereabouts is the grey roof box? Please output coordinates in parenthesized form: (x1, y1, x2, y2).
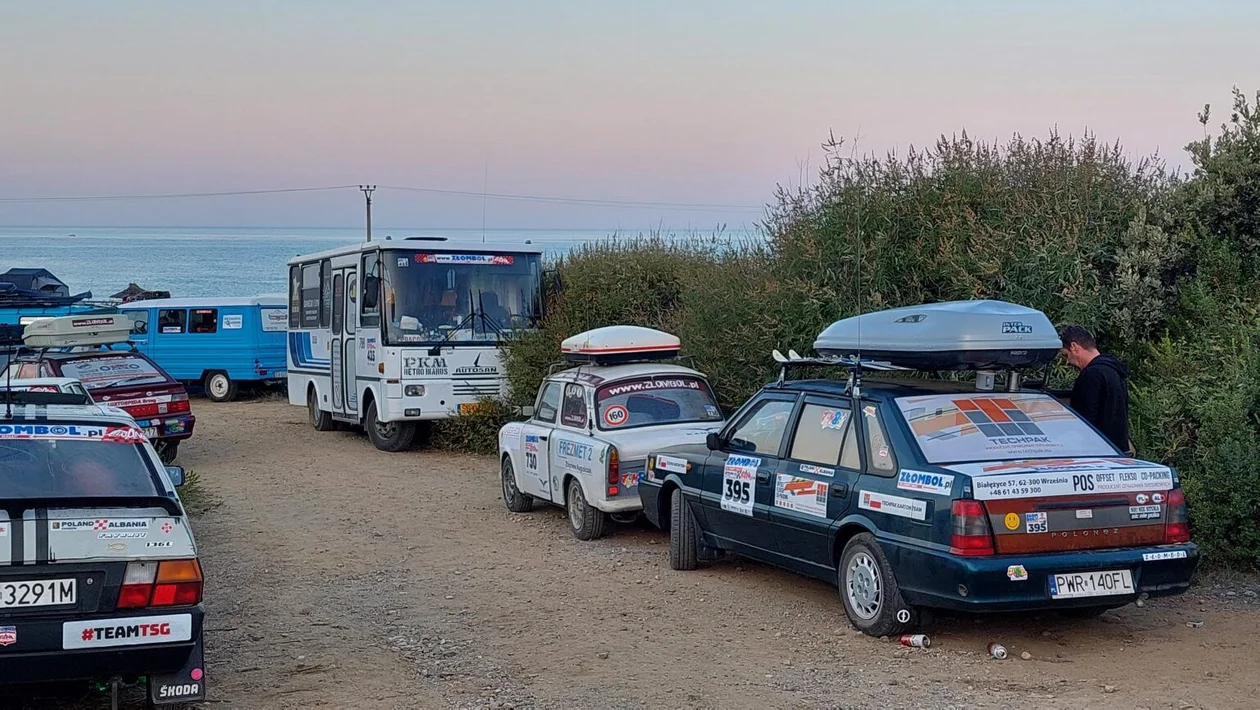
(812, 300, 1061, 371)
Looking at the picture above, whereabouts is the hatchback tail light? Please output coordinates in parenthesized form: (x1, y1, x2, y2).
(1165, 488, 1191, 543)
(607, 446, 620, 497)
(167, 392, 191, 414)
(949, 500, 995, 556)
(117, 559, 203, 609)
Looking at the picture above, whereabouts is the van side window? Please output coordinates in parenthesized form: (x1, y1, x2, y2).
(560, 383, 588, 428)
(190, 309, 217, 334)
(158, 309, 186, 334)
(126, 310, 149, 335)
(361, 253, 381, 328)
(862, 404, 898, 475)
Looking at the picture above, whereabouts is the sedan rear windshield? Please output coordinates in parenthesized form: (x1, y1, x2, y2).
(895, 392, 1118, 464)
(0, 424, 160, 498)
(595, 376, 722, 431)
(58, 355, 169, 391)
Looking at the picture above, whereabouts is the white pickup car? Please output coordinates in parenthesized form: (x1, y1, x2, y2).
(497, 326, 726, 540)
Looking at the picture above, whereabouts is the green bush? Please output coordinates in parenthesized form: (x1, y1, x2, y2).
(435, 88, 1260, 568)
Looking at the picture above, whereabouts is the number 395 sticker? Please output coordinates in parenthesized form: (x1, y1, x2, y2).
(722, 455, 759, 516)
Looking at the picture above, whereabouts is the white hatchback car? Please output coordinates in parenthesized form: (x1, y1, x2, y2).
(498, 326, 726, 540)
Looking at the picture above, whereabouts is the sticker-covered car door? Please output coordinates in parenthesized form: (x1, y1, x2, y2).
(549, 383, 611, 506)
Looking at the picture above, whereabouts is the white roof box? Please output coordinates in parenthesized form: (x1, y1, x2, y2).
(812, 300, 1060, 371)
(561, 326, 681, 365)
(23, 314, 131, 348)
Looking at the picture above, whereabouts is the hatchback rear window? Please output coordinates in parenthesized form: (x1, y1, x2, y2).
(595, 376, 722, 431)
(896, 392, 1117, 464)
(0, 425, 161, 498)
(58, 355, 169, 391)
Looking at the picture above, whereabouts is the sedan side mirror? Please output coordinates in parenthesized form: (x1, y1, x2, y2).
(705, 432, 721, 451)
(164, 465, 186, 488)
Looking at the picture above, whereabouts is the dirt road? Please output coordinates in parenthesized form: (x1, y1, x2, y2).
(90, 401, 1260, 708)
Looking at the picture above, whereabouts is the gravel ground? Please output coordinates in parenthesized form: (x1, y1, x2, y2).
(32, 400, 1260, 709)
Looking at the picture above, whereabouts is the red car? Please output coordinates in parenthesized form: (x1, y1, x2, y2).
(4, 348, 195, 463)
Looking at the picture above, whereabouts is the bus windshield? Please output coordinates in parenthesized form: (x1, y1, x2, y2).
(380, 251, 542, 345)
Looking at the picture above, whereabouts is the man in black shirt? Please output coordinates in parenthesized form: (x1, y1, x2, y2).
(1059, 325, 1132, 453)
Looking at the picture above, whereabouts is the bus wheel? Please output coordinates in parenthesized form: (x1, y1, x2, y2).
(365, 401, 416, 452)
(204, 372, 238, 403)
(308, 387, 335, 432)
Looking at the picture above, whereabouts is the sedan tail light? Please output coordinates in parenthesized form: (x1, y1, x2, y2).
(1165, 488, 1191, 543)
(949, 500, 995, 556)
(117, 559, 203, 609)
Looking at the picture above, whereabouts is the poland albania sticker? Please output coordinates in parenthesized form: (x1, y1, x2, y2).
(603, 405, 629, 427)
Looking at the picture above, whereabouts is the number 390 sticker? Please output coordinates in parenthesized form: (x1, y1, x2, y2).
(603, 405, 629, 427)
(721, 455, 759, 516)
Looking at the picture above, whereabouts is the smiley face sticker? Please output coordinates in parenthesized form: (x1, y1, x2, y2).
(1004, 512, 1021, 531)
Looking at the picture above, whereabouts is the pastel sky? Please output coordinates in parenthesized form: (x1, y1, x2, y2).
(1, 0, 1256, 230)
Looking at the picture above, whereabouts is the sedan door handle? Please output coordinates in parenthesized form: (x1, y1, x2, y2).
(756, 472, 770, 482)
(538, 436, 548, 441)
(831, 483, 849, 498)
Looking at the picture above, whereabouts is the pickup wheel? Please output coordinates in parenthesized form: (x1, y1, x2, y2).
(566, 478, 607, 540)
(669, 487, 699, 570)
(308, 388, 335, 431)
(839, 532, 916, 637)
(204, 371, 238, 402)
(365, 400, 416, 452)
(501, 457, 534, 513)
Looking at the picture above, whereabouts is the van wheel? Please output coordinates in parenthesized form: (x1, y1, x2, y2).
(839, 533, 916, 637)
(204, 372, 237, 402)
(669, 487, 699, 571)
(501, 457, 534, 513)
(365, 400, 416, 452)
(155, 440, 179, 465)
(308, 388, 335, 431)
(566, 478, 607, 541)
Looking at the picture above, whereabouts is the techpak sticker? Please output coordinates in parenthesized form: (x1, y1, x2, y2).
(858, 490, 927, 521)
(655, 455, 688, 474)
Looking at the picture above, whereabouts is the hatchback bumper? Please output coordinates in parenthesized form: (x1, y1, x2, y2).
(883, 538, 1200, 612)
(0, 607, 204, 685)
(138, 413, 196, 441)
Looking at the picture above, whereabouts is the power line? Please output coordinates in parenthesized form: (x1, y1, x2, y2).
(0, 182, 767, 213)
(0, 185, 359, 203)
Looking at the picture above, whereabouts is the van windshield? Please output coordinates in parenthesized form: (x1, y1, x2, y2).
(595, 376, 722, 431)
(0, 425, 161, 498)
(58, 355, 169, 391)
(895, 392, 1118, 464)
(379, 251, 542, 346)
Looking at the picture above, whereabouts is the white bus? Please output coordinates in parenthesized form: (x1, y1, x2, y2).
(286, 236, 544, 451)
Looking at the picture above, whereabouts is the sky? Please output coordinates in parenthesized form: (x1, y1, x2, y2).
(1, 0, 1257, 230)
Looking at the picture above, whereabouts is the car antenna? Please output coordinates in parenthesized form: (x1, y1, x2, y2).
(851, 128, 864, 399)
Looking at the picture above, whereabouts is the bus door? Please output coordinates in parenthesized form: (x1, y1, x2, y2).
(342, 266, 359, 414)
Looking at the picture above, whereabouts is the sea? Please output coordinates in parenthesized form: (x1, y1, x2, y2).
(0, 226, 758, 299)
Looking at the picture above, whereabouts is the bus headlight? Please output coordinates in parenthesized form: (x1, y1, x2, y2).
(405, 385, 426, 397)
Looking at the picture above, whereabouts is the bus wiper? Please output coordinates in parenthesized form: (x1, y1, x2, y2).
(427, 297, 480, 356)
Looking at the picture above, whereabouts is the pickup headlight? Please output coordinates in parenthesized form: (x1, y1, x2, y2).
(405, 385, 426, 397)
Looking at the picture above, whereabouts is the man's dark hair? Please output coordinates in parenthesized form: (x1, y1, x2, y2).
(1058, 324, 1097, 350)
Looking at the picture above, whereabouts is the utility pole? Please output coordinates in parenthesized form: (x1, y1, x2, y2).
(359, 185, 376, 242)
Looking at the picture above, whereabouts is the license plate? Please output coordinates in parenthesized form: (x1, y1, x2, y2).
(1049, 569, 1134, 599)
(458, 403, 483, 415)
(0, 578, 77, 608)
(143, 427, 159, 438)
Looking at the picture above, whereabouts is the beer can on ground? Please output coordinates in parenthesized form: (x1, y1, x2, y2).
(899, 634, 931, 648)
(987, 642, 1008, 660)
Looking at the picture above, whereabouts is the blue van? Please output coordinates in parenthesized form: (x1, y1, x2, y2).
(118, 296, 288, 402)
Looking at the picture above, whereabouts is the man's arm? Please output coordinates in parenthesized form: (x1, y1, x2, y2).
(1070, 368, 1104, 423)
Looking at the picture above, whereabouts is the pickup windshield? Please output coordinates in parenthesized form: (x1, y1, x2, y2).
(0, 426, 160, 498)
(895, 392, 1118, 464)
(596, 376, 722, 431)
(58, 354, 169, 391)
(377, 250, 542, 346)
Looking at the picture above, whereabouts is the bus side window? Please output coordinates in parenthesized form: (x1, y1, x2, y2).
(158, 309, 186, 334)
(361, 252, 381, 327)
(288, 265, 301, 328)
